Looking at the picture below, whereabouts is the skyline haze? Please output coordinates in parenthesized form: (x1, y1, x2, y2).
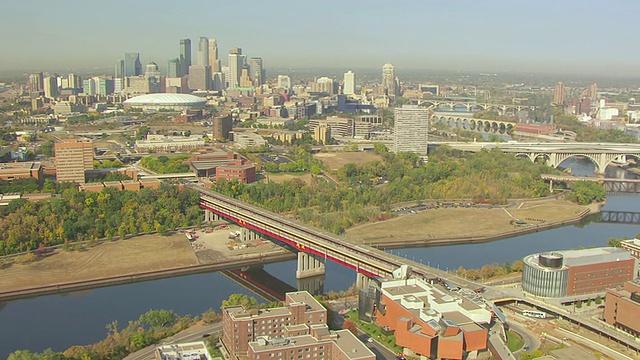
(1, 0, 639, 77)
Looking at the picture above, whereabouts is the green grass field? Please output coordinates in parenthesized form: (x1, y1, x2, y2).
(506, 329, 525, 352)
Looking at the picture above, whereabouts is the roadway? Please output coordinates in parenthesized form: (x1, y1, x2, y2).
(433, 141, 640, 153)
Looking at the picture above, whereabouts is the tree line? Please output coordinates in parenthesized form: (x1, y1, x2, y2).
(213, 146, 566, 234)
(0, 184, 202, 256)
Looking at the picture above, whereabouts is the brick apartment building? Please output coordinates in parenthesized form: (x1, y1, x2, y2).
(373, 278, 492, 360)
(222, 291, 374, 360)
(604, 280, 640, 337)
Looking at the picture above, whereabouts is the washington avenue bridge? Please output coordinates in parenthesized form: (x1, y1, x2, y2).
(188, 184, 473, 288)
(433, 141, 640, 173)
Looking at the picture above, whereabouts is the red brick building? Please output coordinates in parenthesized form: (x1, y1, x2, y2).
(0, 162, 43, 184)
(373, 278, 491, 360)
(222, 291, 327, 360)
(216, 160, 257, 184)
(604, 281, 640, 336)
(522, 248, 636, 298)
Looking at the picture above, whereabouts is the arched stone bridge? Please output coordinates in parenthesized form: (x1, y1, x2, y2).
(433, 142, 640, 173)
(418, 100, 535, 114)
(431, 115, 515, 135)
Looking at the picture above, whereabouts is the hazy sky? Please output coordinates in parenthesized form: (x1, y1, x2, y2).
(2, 0, 639, 76)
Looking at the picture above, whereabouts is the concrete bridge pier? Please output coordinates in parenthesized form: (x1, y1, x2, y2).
(297, 274, 325, 296)
(296, 252, 325, 279)
(356, 273, 371, 289)
(240, 227, 261, 242)
(204, 209, 221, 222)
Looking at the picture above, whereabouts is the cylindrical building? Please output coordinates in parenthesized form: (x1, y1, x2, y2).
(522, 252, 569, 297)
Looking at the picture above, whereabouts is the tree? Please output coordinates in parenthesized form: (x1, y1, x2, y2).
(342, 320, 358, 335)
(138, 309, 178, 328)
(221, 294, 259, 309)
(202, 308, 220, 324)
(607, 237, 624, 248)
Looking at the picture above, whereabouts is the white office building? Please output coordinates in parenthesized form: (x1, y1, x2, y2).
(393, 105, 429, 154)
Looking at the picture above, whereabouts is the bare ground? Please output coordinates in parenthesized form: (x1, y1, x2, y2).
(267, 173, 314, 184)
(0, 233, 198, 291)
(345, 199, 590, 243)
(313, 151, 383, 171)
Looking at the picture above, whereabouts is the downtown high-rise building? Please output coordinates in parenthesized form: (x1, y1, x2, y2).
(180, 38, 192, 76)
(197, 37, 209, 66)
(393, 105, 429, 154)
(124, 52, 142, 77)
(382, 63, 398, 97)
(208, 38, 221, 72)
(248, 57, 265, 86)
(29, 72, 44, 92)
(43, 76, 59, 99)
(168, 58, 181, 78)
(553, 82, 565, 106)
(343, 70, 355, 95)
(227, 47, 243, 89)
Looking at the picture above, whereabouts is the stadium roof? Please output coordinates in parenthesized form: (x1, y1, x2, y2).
(123, 93, 206, 106)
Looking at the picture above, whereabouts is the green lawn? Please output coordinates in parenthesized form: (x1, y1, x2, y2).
(506, 329, 525, 352)
(345, 310, 402, 353)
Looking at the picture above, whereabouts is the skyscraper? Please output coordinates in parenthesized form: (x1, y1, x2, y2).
(43, 76, 59, 99)
(553, 82, 565, 106)
(29, 72, 44, 92)
(277, 75, 291, 91)
(248, 57, 265, 86)
(589, 83, 598, 100)
(197, 37, 209, 66)
(382, 63, 397, 97)
(179, 38, 192, 76)
(168, 58, 181, 78)
(343, 70, 355, 95)
(208, 38, 221, 72)
(189, 65, 211, 91)
(124, 52, 142, 77)
(393, 105, 429, 155)
(227, 47, 243, 89)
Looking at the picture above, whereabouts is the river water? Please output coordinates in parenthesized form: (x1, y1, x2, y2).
(1, 158, 639, 357)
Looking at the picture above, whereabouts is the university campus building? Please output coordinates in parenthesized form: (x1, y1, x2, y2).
(222, 291, 374, 360)
(372, 277, 492, 360)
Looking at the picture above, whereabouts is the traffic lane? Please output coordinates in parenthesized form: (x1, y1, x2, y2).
(507, 320, 539, 355)
(358, 332, 397, 360)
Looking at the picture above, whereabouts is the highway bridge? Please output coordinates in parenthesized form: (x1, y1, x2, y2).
(192, 184, 402, 279)
(541, 174, 640, 193)
(433, 141, 640, 173)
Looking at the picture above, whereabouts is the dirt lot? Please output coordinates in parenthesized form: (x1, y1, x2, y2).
(345, 199, 589, 244)
(0, 224, 290, 293)
(267, 172, 314, 184)
(0, 233, 198, 292)
(313, 151, 383, 171)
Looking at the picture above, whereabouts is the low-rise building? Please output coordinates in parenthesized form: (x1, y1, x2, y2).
(215, 160, 256, 184)
(155, 341, 213, 360)
(604, 280, 640, 337)
(522, 247, 636, 298)
(232, 131, 267, 149)
(248, 325, 374, 360)
(135, 135, 205, 153)
(373, 277, 492, 360)
(0, 162, 43, 184)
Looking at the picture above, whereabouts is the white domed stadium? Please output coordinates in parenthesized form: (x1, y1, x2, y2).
(123, 93, 207, 111)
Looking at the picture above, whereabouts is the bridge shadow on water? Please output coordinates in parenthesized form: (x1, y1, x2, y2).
(577, 211, 640, 227)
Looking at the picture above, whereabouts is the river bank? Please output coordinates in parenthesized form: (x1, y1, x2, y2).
(0, 197, 600, 302)
(347, 198, 600, 246)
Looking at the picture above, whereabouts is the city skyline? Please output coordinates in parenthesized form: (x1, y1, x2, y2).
(2, 0, 640, 77)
